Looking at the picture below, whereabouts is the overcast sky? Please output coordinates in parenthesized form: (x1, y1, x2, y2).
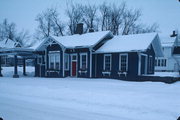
(0, 0, 180, 35)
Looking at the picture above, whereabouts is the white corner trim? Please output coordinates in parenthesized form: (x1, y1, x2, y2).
(138, 53, 141, 75)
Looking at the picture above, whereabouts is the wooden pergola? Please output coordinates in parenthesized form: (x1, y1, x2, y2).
(0, 48, 37, 78)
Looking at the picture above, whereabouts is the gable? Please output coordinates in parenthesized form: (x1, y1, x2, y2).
(34, 37, 65, 51)
(151, 34, 164, 57)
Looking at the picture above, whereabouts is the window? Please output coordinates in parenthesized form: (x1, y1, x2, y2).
(55, 55, 60, 70)
(64, 54, 69, 70)
(72, 55, 77, 60)
(104, 54, 111, 71)
(80, 53, 87, 70)
(119, 54, 128, 72)
(155, 58, 167, 67)
(48, 52, 60, 70)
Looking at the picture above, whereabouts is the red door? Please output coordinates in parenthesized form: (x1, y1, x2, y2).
(72, 61, 77, 76)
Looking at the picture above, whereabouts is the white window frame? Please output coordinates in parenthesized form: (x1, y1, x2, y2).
(119, 53, 128, 72)
(64, 53, 69, 70)
(48, 51, 60, 70)
(103, 54, 111, 71)
(80, 53, 88, 70)
(155, 57, 167, 67)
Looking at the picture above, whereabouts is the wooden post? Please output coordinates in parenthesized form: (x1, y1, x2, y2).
(34, 57, 38, 77)
(23, 58, 27, 76)
(13, 55, 19, 78)
(0, 56, 3, 77)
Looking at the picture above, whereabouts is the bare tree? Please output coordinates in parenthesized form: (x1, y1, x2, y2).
(66, 2, 83, 35)
(110, 3, 126, 35)
(0, 19, 16, 41)
(82, 4, 97, 32)
(130, 23, 159, 34)
(50, 8, 65, 36)
(99, 2, 111, 31)
(122, 8, 142, 35)
(35, 7, 65, 39)
(15, 30, 30, 47)
(35, 9, 53, 38)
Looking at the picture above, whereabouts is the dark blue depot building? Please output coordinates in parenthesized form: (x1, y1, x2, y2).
(33, 25, 163, 81)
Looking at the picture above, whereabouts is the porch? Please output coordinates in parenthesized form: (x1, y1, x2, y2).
(0, 48, 37, 78)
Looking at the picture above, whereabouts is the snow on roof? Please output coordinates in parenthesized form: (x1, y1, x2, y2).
(30, 40, 44, 50)
(0, 39, 18, 49)
(96, 33, 158, 53)
(159, 34, 176, 47)
(52, 31, 111, 48)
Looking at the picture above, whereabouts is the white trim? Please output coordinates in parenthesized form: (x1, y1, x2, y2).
(45, 48, 47, 76)
(62, 49, 65, 77)
(145, 56, 148, 74)
(70, 54, 78, 77)
(95, 54, 97, 77)
(49, 51, 60, 53)
(141, 54, 148, 75)
(138, 53, 148, 75)
(138, 53, 141, 75)
(102, 71, 111, 76)
(103, 54, 111, 71)
(80, 53, 88, 70)
(64, 53, 69, 70)
(90, 48, 92, 78)
(119, 53, 128, 71)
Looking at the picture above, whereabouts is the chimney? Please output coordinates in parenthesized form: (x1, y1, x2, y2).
(170, 30, 177, 37)
(89, 28, 94, 33)
(75, 23, 83, 35)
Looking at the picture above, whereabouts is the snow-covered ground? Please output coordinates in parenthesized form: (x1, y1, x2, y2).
(1, 66, 35, 77)
(150, 72, 180, 77)
(0, 67, 180, 120)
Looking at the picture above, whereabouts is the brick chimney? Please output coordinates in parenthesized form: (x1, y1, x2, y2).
(170, 30, 177, 37)
(75, 23, 83, 34)
(89, 28, 94, 33)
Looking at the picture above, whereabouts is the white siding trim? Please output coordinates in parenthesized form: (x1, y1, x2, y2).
(90, 48, 92, 78)
(138, 53, 148, 75)
(62, 49, 65, 77)
(45, 48, 47, 76)
(138, 53, 141, 75)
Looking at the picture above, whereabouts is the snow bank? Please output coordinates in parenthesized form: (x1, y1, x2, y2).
(2, 66, 35, 77)
(0, 77, 180, 120)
